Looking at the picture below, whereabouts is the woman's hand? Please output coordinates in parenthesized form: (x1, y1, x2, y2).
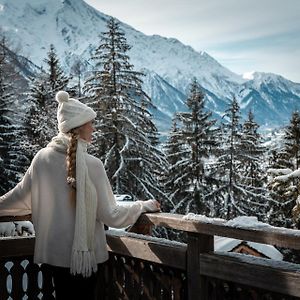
(142, 199, 161, 213)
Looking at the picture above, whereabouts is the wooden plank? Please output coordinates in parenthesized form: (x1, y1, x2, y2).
(0, 237, 35, 257)
(106, 232, 186, 270)
(0, 215, 32, 222)
(199, 252, 300, 298)
(136, 213, 300, 250)
(187, 233, 213, 300)
(187, 233, 201, 300)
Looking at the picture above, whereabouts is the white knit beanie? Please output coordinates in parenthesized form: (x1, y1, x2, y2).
(56, 91, 96, 133)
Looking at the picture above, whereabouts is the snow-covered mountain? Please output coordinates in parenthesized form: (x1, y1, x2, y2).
(1, 0, 300, 132)
(238, 72, 300, 126)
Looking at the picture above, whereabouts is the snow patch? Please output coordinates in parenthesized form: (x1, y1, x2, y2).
(240, 95, 253, 109)
(183, 213, 225, 223)
(183, 214, 272, 230)
(243, 71, 255, 80)
(0, 221, 35, 236)
(15, 221, 35, 235)
(226, 216, 272, 229)
(0, 222, 15, 237)
(267, 168, 293, 176)
(273, 168, 300, 183)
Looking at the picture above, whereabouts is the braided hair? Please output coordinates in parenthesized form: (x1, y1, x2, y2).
(66, 129, 79, 190)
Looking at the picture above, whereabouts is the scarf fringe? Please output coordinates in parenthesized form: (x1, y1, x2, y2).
(70, 249, 97, 277)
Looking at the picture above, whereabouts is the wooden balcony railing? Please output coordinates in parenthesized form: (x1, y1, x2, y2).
(1, 213, 300, 299)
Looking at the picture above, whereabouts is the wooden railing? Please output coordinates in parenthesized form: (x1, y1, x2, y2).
(1, 213, 300, 299)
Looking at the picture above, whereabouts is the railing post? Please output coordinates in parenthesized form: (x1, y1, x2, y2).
(187, 232, 213, 300)
(128, 219, 153, 235)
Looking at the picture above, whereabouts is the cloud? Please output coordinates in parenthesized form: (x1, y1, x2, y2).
(204, 27, 300, 81)
(84, 0, 300, 82)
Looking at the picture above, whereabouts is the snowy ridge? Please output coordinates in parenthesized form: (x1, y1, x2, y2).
(141, 68, 187, 131)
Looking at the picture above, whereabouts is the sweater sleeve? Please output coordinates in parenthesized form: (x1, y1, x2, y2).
(92, 160, 146, 228)
(0, 166, 32, 217)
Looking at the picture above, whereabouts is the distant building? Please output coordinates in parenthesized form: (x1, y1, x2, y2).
(214, 236, 283, 260)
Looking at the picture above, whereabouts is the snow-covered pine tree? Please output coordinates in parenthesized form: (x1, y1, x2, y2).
(84, 17, 166, 200)
(46, 44, 69, 94)
(238, 110, 269, 219)
(70, 58, 87, 97)
(283, 111, 300, 169)
(162, 118, 187, 212)
(268, 111, 300, 228)
(0, 35, 28, 193)
(164, 79, 218, 215)
(208, 97, 246, 219)
(25, 44, 69, 155)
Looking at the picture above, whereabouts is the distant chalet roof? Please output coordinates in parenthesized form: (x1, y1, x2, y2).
(214, 236, 283, 261)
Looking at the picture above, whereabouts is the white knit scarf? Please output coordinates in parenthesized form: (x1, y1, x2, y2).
(47, 133, 98, 277)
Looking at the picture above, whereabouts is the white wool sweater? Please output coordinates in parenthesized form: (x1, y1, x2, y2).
(0, 147, 153, 268)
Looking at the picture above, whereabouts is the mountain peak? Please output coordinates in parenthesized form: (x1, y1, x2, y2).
(243, 71, 256, 80)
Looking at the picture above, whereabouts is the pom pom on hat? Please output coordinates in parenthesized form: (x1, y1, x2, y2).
(56, 91, 69, 103)
(56, 91, 96, 133)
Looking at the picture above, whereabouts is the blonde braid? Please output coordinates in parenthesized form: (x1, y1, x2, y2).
(66, 129, 79, 189)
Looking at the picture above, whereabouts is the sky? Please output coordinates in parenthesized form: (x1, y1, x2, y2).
(84, 0, 300, 83)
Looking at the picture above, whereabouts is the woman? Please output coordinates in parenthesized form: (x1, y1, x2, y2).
(0, 91, 160, 299)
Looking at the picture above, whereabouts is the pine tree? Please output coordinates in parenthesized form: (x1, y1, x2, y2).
(70, 58, 86, 97)
(209, 97, 245, 219)
(267, 111, 300, 228)
(238, 110, 269, 219)
(25, 45, 69, 155)
(0, 35, 28, 193)
(46, 44, 69, 94)
(84, 17, 166, 200)
(283, 111, 300, 169)
(210, 101, 270, 220)
(164, 79, 218, 215)
(162, 118, 187, 212)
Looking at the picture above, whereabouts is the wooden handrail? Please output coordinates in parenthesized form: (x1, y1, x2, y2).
(0, 214, 32, 222)
(2, 212, 300, 250)
(135, 213, 300, 250)
(0, 236, 35, 257)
